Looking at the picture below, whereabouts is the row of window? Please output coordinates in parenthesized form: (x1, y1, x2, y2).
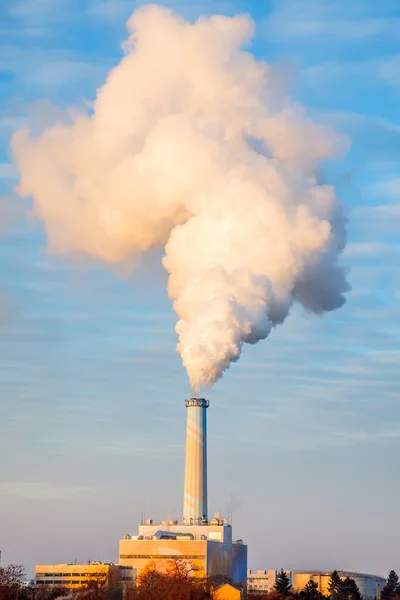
(36, 581, 87, 586)
(37, 573, 106, 578)
(249, 584, 269, 589)
(120, 555, 205, 560)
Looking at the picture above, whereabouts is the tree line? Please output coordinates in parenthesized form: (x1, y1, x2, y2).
(0, 563, 399, 600)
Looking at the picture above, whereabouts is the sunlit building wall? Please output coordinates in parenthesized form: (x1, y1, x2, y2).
(35, 562, 135, 590)
(292, 571, 386, 599)
(119, 520, 247, 586)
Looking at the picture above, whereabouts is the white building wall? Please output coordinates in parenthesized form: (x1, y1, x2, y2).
(247, 570, 292, 593)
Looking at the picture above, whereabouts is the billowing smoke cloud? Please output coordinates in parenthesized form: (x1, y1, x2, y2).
(12, 5, 349, 392)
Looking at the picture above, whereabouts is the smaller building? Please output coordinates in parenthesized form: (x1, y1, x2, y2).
(292, 571, 386, 599)
(247, 569, 385, 598)
(35, 562, 135, 590)
(213, 583, 241, 600)
(247, 570, 292, 593)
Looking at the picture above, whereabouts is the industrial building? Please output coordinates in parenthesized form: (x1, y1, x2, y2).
(119, 398, 247, 587)
(34, 398, 246, 590)
(35, 562, 135, 590)
(292, 571, 386, 599)
(34, 397, 389, 599)
(119, 518, 246, 583)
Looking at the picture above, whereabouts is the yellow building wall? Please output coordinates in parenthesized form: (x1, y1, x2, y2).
(35, 564, 119, 589)
(119, 539, 208, 578)
(293, 573, 331, 596)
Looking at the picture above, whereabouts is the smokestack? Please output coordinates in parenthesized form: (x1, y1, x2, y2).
(183, 398, 209, 524)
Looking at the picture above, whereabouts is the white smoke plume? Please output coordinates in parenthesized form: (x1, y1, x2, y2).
(12, 5, 349, 393)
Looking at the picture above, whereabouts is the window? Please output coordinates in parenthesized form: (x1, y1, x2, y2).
(120, 554, 205, 560)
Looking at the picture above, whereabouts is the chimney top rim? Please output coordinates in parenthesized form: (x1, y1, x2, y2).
(185, 398, 210, 407)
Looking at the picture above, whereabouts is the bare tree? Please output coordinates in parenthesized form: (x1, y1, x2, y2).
(0, 564, 27, 600)
(128, 560, 212, 600)
(0, 564, 26, 587)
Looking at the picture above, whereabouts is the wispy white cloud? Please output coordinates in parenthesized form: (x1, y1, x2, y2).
(354, 203, 400, 222)
(87, 0, 247, 22)
(3, 0, 79, 39)
(0, 115, 26, 133)
(303, 60, 373, 85)
(303, 55, 400, 91)
(0, 195, 25, 233)
(373, 176, 400, 200)
(266, 0, 400, 42)
(344, 242, 400, 258)
(372, 203, 400, 216)
(369, 350, 400, 365)
(10, 0, 70, 19)
(0, 291, 14, 323)
(0, 42, 109, 98)
(311, 110, 400, 176)
(8, 0, 77, 26)
(23, 59, 107, 89)
(87, 0, 135, 21)
(380, 54, 400, 86)
(0, 481, 93, 500)
(134, 0, 244, 17)
(0, 164, 17, 179)
(318, 110, 400, 136)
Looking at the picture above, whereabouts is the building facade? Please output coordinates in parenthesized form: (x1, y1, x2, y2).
(35, 562, 135, 590)
(119, 518, 247, 586)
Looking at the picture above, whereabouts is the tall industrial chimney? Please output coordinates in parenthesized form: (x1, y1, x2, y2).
(183, 397, 209, 524)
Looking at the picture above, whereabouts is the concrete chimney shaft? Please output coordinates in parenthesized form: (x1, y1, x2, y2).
(183, 398, 209, 523)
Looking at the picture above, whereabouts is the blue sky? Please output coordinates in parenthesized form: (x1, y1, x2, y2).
(0, 0, 399, 579)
